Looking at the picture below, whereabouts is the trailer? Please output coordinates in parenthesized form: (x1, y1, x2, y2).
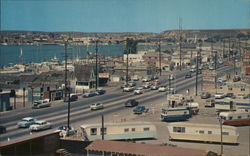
(219, 110, 250, 126)
(167, 122, 239, 144)
(80, 122, 156, 141)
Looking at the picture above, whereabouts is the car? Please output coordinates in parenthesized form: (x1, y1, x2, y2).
(134, 87, 144, 95)
(123, 86, 134, 92)
(204, 99, 215, 107)
(83, 90, 96, 97)
(166, 87, 176, 94)
(215, 93, 225, 99)
(133, 106, 149, 114)
(64, 94, 78, 102)
(142, 76, 151, 82)
(125, 99, 139, 107)
(225, 93, 235, 99)
(244, 94, 250, 99)
(189, 68, 196, 72)
(128, 81, 136, 87)
(151, 85, 159, 90)
(185, 72, 192, 78)
(32, 99, 51, 109)
(17, 117, 37, 128)
(131, 75, 140, 81)
(0, 126, 7, 134)
(95, 89, 106, 95)
(152, 79, 161, 85)
(142, 82, 152, 89)
(197, 69, 202, 74)
(158, 85, 167, 92)
(90, 103, 104, 110)
(29, 120, 52, 131)
(201, 92, 211, 99)
(56, 126, 77, 137)
(233, 76, 241, 82)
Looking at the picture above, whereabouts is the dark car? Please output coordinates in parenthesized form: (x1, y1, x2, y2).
(83, 91, 96, 98)
(133, 106, 148, 114)
(225, 93, 235, 98)
(95, 89, 106, 95)
(125, 99, 139, 107)
(185, 72, 192, 78)
(233, 76, 241, 82)
(0, 126, 7, 134)
(64, 94, 78, 102)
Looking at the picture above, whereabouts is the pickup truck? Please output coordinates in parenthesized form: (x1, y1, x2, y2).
(133, 106, 148, 114)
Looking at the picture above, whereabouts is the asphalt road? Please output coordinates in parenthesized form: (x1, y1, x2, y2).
(0, 64, 238, 143)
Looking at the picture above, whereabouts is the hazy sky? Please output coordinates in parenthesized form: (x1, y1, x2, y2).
(1, 0, 249, 33)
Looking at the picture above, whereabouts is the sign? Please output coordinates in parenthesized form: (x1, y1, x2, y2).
(203, 77, 215, 81)
(202, 83, 215, 87)
(99, 73, 109, 78)
(167, 94, 184, 101)
(203, 70, 217, 76)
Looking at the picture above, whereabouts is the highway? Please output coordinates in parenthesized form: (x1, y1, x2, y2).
(0, 64, 238, 143)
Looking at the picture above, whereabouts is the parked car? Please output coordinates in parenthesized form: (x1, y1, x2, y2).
(64, 94, 78, 102)
(151, 85, 159, 90)
(185, 72, 192, 78)
(56, 126, 77, 137)
(0, 126, 7, 134)
(17, 117, 37, 128)
(215, 93, 225, 99)
(95, 89, 106, 95)
(201, 92, 211, 99)
(32, 99, 51, 109)
(128, 81, 136, 87)
(131, 75, 140, 81)
(152, 79, 161, 85)
(158, 85, 167, 92)
(233, 76, 241, 82)
(134, 87, 144, 95)
(204, 99, 215, 107)
(225, 93, 235, 99)
(125, 99, 139, 107)
(123, 86, 134, 92)
(90, 103, 104, 110)
(133, 106, 149, 114)
(29, 120, 52, 131)
(83, 90, 96, 97)
(142, 76, 152, 82)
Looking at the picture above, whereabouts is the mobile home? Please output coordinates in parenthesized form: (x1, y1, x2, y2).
(161, 107, 191, 122)
(215, 98, 236, 111)
(167, 122, 239, 144)
(80, 122, 156, 141)
(219, 110, 250, 126)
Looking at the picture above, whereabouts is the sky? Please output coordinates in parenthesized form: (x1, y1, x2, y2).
(0, 0, 249, 33)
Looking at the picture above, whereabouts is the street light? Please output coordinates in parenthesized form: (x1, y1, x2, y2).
(218, 116, 224, 156)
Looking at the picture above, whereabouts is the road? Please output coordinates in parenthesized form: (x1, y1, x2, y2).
(0, 64, 238, 143)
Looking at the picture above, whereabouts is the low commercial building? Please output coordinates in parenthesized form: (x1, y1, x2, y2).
(0, 91, 11, 112)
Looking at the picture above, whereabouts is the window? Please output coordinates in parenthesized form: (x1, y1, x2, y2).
(222, 132, 229, 135)
(132, 128, 136, 132)
(229, 117, 233, 120)
(124, 128, 129, 132)
(208, 131, 212, 134)
(90, 128, 97, 135)
(173, 127, 185, 133)
(199, 130, 204, 134)
(241, 88, 245, 91)
(143, 127, 150, 131)
(228, 88, 232, 91)
(238, 116, 242, 119)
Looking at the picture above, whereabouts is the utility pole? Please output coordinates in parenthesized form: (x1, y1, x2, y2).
(64, 42, 68, 99)
(95, 40, 98, 89)
(126, 48, 130, 85)
(64, 40, 71, 131)
(31, 87, 34, 106)
(101, 114, 104, 140)
(219, 118, 224, 156)
(158, 40, 162, 76)
(179, 17, 182, 71)
(23, 88, 25, 107)
(214, 51, 218, 92)
(223, 40, 225, 59)
(228, 38, 231, 61)
(195, 50, 199, 96)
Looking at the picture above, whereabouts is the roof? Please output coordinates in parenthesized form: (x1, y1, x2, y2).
(22, 117, 34, 120)
(167, 122, 237, 130)
(81, 122, 154, 129)
(85, 140, 207, 156)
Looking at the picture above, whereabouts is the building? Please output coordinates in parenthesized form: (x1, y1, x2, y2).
(0, 91, 11, 112)
(85, 140, 209, 156)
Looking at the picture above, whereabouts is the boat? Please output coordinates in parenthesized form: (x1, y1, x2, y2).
(167, 122, 239, 144)
(161, 107, 191, 122)
(80, 122, 156, 141)
(219, 110, 250, 126)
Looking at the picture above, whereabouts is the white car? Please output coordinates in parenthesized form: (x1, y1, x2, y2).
(90, 103, 104, 110)
(56, 126, 77, 137)
(29, 120, 52, 131)
(142, 82, 152, 89)
(123, 86, 134, 92)
(158, 86, 167, 92)
(134, 87, 144, 95)
(215, 93, 225, 99)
